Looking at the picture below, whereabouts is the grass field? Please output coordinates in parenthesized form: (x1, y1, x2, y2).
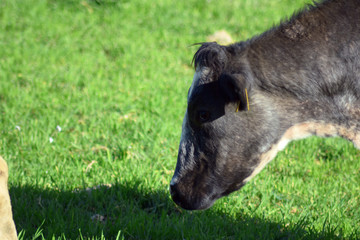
(0, 0, 359, 239)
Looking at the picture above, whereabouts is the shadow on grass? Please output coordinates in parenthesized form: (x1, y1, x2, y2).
(10, 181, 353, 240)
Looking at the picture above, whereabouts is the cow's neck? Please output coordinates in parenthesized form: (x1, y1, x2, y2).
(275, 89, 360, 146)
(243, 26, 360, 148)
(243, 94, 360, 183)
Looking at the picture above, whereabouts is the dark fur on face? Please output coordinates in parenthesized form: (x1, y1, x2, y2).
(170, 0, 360, 210)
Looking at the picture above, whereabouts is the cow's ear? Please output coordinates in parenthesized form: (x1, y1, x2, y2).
(219, 73, 251, 111)
(193, 42, 228, 80)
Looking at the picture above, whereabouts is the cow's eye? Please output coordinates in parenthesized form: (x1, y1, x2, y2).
(198, 111, 211, 123)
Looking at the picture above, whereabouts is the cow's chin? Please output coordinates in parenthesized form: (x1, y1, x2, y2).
(220, 181, 247, 197)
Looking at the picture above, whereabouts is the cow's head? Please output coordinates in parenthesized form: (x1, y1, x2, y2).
(170, 42, 283, 210)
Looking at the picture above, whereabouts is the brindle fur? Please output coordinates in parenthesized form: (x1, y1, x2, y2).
(170, 0, 360, 210)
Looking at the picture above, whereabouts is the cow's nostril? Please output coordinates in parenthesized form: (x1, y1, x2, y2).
(169, 182, 177, 196)
(170, 182, 186, 209)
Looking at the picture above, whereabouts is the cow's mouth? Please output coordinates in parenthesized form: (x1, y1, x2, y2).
(171, 194, 216, 211)
(170, 183, 218, 210)
(170, 179, 248, 210)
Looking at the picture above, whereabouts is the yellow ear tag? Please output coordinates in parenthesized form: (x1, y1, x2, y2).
(245, 88, 250, 111)
(236, 101, 241, 112)
(235, 88, 250, 112)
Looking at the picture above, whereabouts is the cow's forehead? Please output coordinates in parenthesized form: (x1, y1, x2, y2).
(188, 67, 212, 102)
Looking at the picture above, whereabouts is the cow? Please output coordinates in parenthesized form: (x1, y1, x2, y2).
(0, 157, 17, 239)
(170, 0, 360, 210)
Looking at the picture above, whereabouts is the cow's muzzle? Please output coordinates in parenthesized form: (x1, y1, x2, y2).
(169, 179, 216, 210)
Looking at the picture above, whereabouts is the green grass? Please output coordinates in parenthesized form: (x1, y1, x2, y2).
(0, 0, 359, 239)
